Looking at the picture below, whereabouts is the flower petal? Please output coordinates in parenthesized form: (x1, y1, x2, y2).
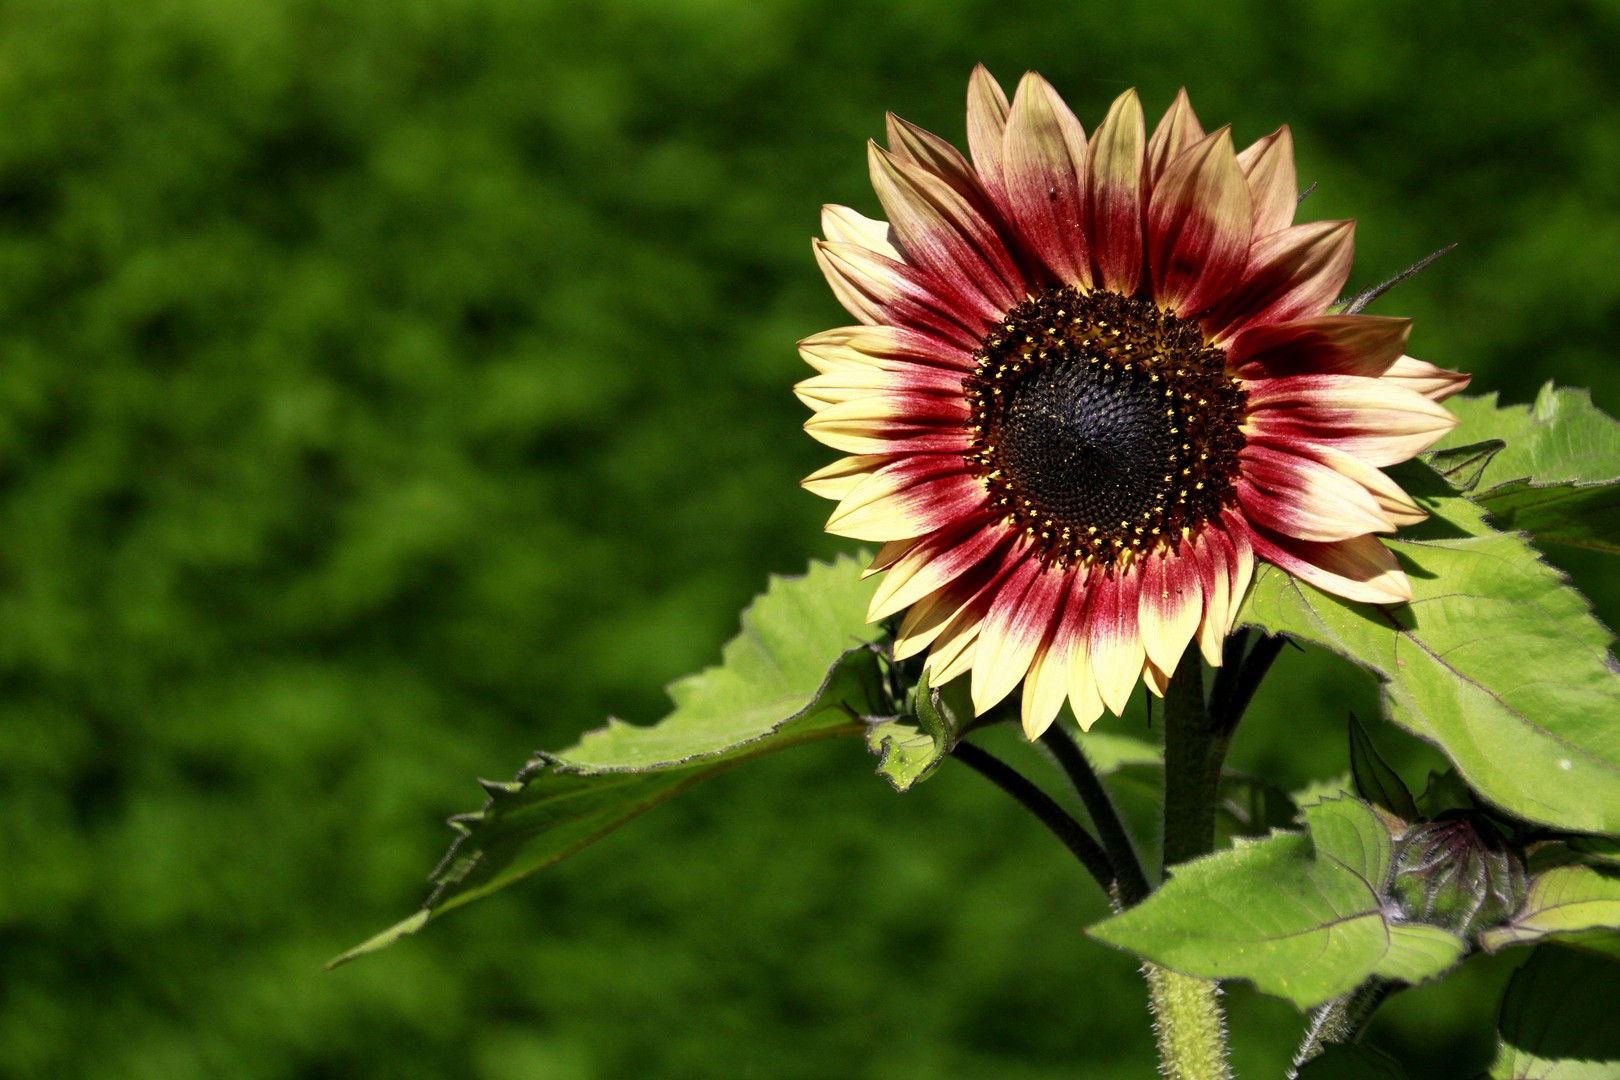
(800, 454, 883, 499)
(1244, 373, 1459, 465)
(1086, 88, 1147, 295)
(1088, 568, 1147, 717)
(869, 142, 1025, 318)
(1147, 128, 1253, 317)
(1137, 539, 1204, 675)
(799, 324, 975, 374)
(870, 517, 1013, 622)
(1229, 314, 1411, 380)
(1383, 355, 1473, 402)
(1145, 88, 1206, 189)
(821, 204, 899, 258)
(1237, 126, 1297, 236)
(813, 239, 986, 349)
(828, 457, 986, 542)
(967, 64, 1012, 202)
(1195, 526, 1236, 665)
(1247, 526, 1412, 605)
(1001, 71, 1092, 287)
(1201, 220, 1354, 343)
(1237, 441, 1404, 542)
(972, 555, 1064, 714)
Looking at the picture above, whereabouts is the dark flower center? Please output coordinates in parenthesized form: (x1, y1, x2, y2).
(965, 287, 1247, 566)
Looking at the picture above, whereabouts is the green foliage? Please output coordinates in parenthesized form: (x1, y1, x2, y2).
(866, 672, 972, 792)
(1438, 386, 1620, 555)
(335, 557, 886, 963)
(1480, 866, 1620, 954)
(1295, 1044, 1409, 1079)
(2, 0, 1617, 1077)
(1090, 798, 1466, 1009)
(1239, 460, 1620, 834)
(1489, 947, 1620, 1079)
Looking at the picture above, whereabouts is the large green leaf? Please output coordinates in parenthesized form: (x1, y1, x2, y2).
(1089, 797, 1465, 1009)
(1238, 461, 1620, 834)
(1436, 385, 1620, 555)
(332, 556, 888, 965)
(1481, 865, 1620, 953)
(1489, 946, 1620, 1079)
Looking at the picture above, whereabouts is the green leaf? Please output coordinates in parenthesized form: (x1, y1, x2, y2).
(331, 556, 887, 966)
(1295, 1043, 1410, 1079)
(1089, 797, 1466, 1009)
(1348, 714, 1419, 822)
(865, 674, 971, 792)
(1489, 946, 1620, 1079)
(1437, 385, 1620, 555)
(1480, 865, 1620, 953)
(1239, 461, 1620, 834)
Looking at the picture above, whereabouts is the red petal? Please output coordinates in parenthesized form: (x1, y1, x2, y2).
(1086, 89, 1147, 295)
(1001, 72, 1091, 287)
(1147, 128, 1253, 317)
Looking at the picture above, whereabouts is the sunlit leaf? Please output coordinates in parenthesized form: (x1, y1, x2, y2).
(866, 675, 972, 791)
(1438, 385, 1620, 555)
(332, 556, 887, 965)
(1089, 797, 1466, 1009)
(1239, 461, 1620, 834)
(1489, 946, 1620, 1079)
(1480, 865, 1620, 953)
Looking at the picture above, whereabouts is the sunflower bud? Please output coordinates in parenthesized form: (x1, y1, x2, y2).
(1388, 811, 1527, 938)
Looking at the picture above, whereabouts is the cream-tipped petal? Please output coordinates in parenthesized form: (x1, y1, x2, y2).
(821, 204, 899, 258)
(1146, 88, 1206, 188)
(1147, 128, 1253, 317)
(971, 556, 1059, 715)
(966, 65, 1012, 199)
(1229, 314, 1411, 379)
(1238, 442, 1405, 541)
(1001, 71, 1091, 287)
(1249, 527, 1413, 605)
(1244, 373, 1459, 466)
(828, 459, 984, 542)
(1087, 88, 1147, 295)
(929, 608, 984, 687)
(1196, 528, 1235, 666)
(868, 521, 1012, 622)
(1142, 659, 1172, 697)
(798, 324, 975, 374)
(885, 112, 997, 219)
(1020, 642, 1070, 740)
(801, 454, 883, 499)
(1383, 355, 1473, 402)
(1237, 126, 1297, 236)
(1088, 569, 1146, 717)
(1137, 542, 1204, 675)
(814, 239, 984, 349)
(1203, 220, 1355, 343)
(868, 142, 1024, 318)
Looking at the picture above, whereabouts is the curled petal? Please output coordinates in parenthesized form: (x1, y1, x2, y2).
(1383, 355, 1473, 402)
(814, 239, 986, 349)
(1229, 314, 1411, 380)
(821, 204, 898, 257)
(1247, 526, 1413, 605)
(828, 457, 986, 542)
(800, 454, 882, 500)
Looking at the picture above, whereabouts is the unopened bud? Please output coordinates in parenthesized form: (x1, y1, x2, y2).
(1388, 811, 1527, 938)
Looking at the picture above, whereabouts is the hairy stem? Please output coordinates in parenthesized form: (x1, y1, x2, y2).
(1148, 648, 1237, 1079)
(950, 740, 1117, 895)
(1288, 981, 1396, 1076)
(1039, 724, 1152, 907)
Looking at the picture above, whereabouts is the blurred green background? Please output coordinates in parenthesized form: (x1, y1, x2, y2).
(1, 0, 1616, 1076)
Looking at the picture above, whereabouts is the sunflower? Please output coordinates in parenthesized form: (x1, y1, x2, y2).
(797, 68, 1469, 738)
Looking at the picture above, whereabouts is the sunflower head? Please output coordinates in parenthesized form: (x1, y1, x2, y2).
(798, 68, 1468, 738)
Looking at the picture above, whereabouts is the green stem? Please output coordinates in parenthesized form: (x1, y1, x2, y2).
(1039, 724, 1151, 907)
(950, 741, 1117, 895)
(1288, 980, 1396, 1076)
(1148, 647, 1238, 1080)
(1144, 964, 1232, 1080)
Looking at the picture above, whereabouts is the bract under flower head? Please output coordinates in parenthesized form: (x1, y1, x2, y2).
(798, 68, 1469, 738)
